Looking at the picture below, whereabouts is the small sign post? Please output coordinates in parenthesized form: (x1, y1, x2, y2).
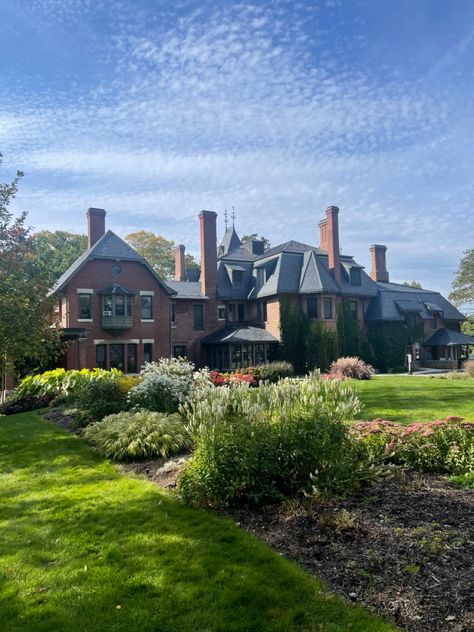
(407, 353, 412, 374)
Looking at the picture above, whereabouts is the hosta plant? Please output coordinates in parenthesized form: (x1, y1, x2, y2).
(84, 411, 190, 461)
(17, 367, 123, 398)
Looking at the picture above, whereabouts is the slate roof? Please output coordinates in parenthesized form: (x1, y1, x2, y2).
(50, 230, 175, 296)
(166, 281, 206, 299)
(424, 328, 474, 346)
(201, 325, 279, 344)
(365, 282, 465, 322)
(218, 225, 241, 257)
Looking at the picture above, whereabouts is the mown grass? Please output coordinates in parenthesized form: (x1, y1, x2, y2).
(0, 411, 395, 632)
(355, 376, 474, 423)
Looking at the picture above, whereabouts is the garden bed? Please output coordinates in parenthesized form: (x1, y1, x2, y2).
(231, 472, 474, 632)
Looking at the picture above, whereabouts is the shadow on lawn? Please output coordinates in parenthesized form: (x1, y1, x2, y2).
(0, 415, 395, 632)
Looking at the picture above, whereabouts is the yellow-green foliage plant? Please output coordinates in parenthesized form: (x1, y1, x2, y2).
(85, 411, 190, 460)
(17, 367, 123, 397)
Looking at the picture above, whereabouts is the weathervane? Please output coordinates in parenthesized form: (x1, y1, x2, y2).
(224, 208, 228, 230)
(231, 205, 236, 227)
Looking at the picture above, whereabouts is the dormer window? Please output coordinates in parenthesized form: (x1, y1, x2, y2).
(257, 267, 265, 286)
(350, 268, 361, 286)
(232, 270, 244, 287)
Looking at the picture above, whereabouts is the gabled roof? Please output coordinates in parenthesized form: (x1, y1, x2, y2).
(255, 240, 322, 261)
(424, 328, 474, 346)
(50, 230, 175, 296)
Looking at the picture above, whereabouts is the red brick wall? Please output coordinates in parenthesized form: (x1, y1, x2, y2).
(171, 299, 210, 365)
(61, 258, 171, 371)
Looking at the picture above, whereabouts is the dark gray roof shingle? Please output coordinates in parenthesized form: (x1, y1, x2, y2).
(166, 281, 206, 299)
(424, 328, 474, 346)
(201, 325, 279, 344)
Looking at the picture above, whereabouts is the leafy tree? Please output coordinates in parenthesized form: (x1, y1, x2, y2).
(30, 230, 87, 287)
(240, 233, 271, 250)
(403, 280, 422, 288)
(0, 154, 60, 398)
(449, 249, 474, 308)
(461, 315, 474, 336)
(126, 230, 198, 279)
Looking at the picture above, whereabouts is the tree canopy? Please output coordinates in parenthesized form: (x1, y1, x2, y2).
(240, 233, 271, 250)
(30, 230, 87, 287)
(449, 249, 474, 308)
(126, 230, 198, 279)
(403, 281, 422, 288)
(0, 154, 60, 394)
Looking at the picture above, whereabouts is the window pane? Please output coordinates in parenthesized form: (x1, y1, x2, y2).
(171, 303, 176, 326)
(126, 295, 132, 317)
(231, 345, 242, 369)
(96, 344, 106, 369)
(324, 298, 332, 319)
(127, 344, 137, 373)
(193, 304, 204, 330)
(78, 294, 91, 319)
(350, 301, 358, 321)
(232, 270, 244, 287)
(109, 344, 124, 370)
(237, 304, 244, 322)
(141, 295, 152, 319)
(263, 301, 268, 322)
(307, 297, 318, 319)
(173, 346, 187, 358)
(103, 296, 113, 315)
(143, 343, 153, 364)
(228, 303, 235, 322)
(243, 344, 253, 367)
(350, 268, 361, 286)
(218, 306, 226, 320)
(254, 344, 265, 364)
(115, 295, 125, 316)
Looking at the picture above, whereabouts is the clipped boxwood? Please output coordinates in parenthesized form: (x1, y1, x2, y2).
(84, 410, 190, 461)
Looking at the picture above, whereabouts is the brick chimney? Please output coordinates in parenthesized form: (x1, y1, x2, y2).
(174, 244, 186, 281)
(319, 218, 328, 251)
(87, 208, 106, 248)
(199, 210, 217, 298)
(325, 206, 341, 285)
(369, 244, 389, 282)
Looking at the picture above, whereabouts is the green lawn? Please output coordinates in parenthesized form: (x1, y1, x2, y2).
(0, 412, 394, 632)
(355, 376, 474, 424)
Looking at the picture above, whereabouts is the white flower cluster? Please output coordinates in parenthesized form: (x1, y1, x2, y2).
(128, 357, 213, 412)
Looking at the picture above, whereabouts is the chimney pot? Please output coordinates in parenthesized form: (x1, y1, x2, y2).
(87, 207, 106, 248)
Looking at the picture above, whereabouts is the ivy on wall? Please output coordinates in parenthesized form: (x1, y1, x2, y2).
(367, 321, 424, 372)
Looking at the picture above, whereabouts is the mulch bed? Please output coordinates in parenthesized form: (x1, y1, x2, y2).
(230, 472, 474, 632)
(43, 409, 473, 632)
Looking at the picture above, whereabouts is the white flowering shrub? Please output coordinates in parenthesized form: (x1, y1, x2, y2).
(128, 357, 213, 413)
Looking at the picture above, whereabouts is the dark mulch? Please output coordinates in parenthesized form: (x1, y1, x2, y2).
(230, 472, 474, 632)
(43, 408, 83, 435)
(120, 455, 190, 488)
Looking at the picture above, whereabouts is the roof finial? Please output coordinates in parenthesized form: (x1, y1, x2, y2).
(231, 205, 236, 227)
(224, 208, 228, 230)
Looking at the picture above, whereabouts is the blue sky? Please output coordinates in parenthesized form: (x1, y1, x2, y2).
(1, 0, 473, 298)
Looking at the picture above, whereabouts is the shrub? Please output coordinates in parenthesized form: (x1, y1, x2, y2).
(329, 356, 374, 380)
(242, 361, 294, 383)
(351, 418, 474, 475)
(17, 368, 124, 398)
(178, 372, 362, 506)
(465, 360, 474, 378)
(71, 376, 132, 426)
(84, 411, 190, 461)
(128, 357, 213, 412)
(0, 393, 52, 415)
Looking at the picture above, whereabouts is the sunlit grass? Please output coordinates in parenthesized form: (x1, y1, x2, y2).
(355, 376, 474, 423)
(0, 411, 395, 632)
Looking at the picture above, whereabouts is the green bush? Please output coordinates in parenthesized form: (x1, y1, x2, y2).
(0, 393, 52, 415)
(352, 419, 474, 475)
(242, 361, 294, 383)
(84, 411, 190, 461)
(178, 372, 362, 507)
(71, 376, 133, 426)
